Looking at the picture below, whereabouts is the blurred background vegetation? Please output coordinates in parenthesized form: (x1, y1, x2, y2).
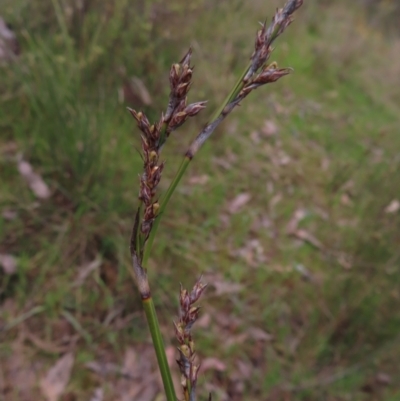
(0, 0, 399, 400)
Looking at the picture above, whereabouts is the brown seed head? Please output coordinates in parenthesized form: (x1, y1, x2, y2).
(170, 63, 181, 87)
(152, 202, 160, 215)
(185, 101, 207, 117)
(190, 364, 200, 384)
(190, 279, 207, 303)
(283, 0, 303, 16)
(252, 67, 292, 85)
(175, 82, 191, 98)
(148, 150, 158, 163)
(179, 47, 192, 66)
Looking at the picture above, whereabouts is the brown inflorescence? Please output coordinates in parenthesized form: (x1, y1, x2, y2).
(245, 0, 303, 82)
(128, 49, 206, 250)
(164, 49, 206, 140)
(165, 49, 194, 123)
(175, 278, 207, 401)
(127, 108, 164, 240)
(127, 1, 303, 398)
(186, 0, 302, 161)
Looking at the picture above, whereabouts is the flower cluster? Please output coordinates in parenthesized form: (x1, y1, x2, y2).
(128, 109, 164, 239)
(163, 49, 207, 144)
(174, 278, 207, 401)
(128, 49, 206, 247)
(186, 0, 303, 159)
(245, 0, 303, 82)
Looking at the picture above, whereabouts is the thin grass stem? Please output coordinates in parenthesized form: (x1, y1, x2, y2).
(142, 297, 176, 401)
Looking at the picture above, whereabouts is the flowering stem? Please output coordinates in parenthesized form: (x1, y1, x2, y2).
(142, 62, 250, 265)
(142, 0, 303, 260)
(128, 3, 303, 401)
(142, 297, 176, 401)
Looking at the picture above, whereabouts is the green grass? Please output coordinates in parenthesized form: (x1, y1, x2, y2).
(1, 0, 400, 400)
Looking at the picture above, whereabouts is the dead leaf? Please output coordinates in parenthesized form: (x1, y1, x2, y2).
(228, 377, 245, 399)
(200, 357, 226, 373)
(72, 257, 102, 287)
(1, 341, 42, 400)
(279, 152, 291, 165)
(273, 101, 287, 115)
(2, 208, 17, 220)
(294, 263, 315, 281)
(286, 209, 307, 233)
(188, 174, 209, 185)
(234, 239, 268, 267)
(270, 264, 292, 273)
(85, 361, 122, 377)
(197, 313, 211, 328)
(250, 130, 261, 144)
(136, 386, 159, 401)
(102, 304, 124, 327)
(18, 159, 51, 199)
(384, 199, 400, 214)
(24, 329, 72, 354)
(116, 346, 158, 401)
(114, 311, 141, 330)
(251, 215, 273, 233)
(321, 157, 330, 171)
(371, 148, 384, 164)
(340, 193, 352, 206)
(120, 347, 138, 377)
(269, 193, 282, 208)
(213, 156, 232, 170)
(262, 120, 279, 137)
(40, 353, 74, 401)
(223, 333, 248, 348)
(341, 179, 355, 192)
(89, 388, 104, 401)
(292, 229, 323, 250)
(208, 275, 243, 296)
(0, 141, 18, 154)
(235, 359, 253, 379)
(337, 252, 353, 269)
(325, 90, 338, 99)
(246, 327, 274, 342)
(0, 253, 17, 274)
(212, 309, 243, 331)
(375, 372, 391, 385)
(228, 193, 251, 214)
(0, 17, 19, 62)
(218, 212, 230, 228)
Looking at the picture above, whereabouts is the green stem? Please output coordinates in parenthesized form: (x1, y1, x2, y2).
(142, 296, 176, 401)
(215, 61, 251, 118)
(142, 62, 251, 265)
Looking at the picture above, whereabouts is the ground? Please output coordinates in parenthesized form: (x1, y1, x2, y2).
(0, 0, 400, 400)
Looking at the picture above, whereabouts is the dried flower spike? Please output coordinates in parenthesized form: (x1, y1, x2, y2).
(175, 278, 207, 401)
(128, 48, 206, 264)
(245, 0, 303, 81)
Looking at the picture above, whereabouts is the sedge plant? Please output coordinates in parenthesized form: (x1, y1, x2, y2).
(127, 1, 303, 400)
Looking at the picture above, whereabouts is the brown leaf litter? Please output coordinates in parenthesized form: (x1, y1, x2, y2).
(227, 193, 252, 214)
(18, 158, 51, 199)
(0, 340, 43, 401)
(0, 253, 17, 274)
(40, 353, 75, 401)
